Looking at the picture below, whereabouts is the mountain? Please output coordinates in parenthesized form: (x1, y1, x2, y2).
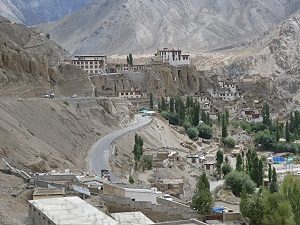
(0, 0, 91, 26)
(39, 0, 300, 55)
(208, 10, 300, 99)
(0, 15, 94, 97)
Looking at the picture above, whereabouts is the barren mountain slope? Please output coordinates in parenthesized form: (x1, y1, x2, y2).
(208, 10, 300, 98)
(39, 0, 300, 55)
(0, 16, 94, 97)
(0, 0, 91, 25)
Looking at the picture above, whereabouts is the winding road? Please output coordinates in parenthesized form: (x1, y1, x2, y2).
(87, 114, 152, 181)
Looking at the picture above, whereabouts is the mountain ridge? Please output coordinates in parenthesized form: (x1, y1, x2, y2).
(39, 0, 300, 55)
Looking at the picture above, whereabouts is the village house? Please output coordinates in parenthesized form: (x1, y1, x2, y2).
(71, 55, 108, 74)
(118, 88, 146, 99)
(154, 178, 184, 195)
(103, 183, 163, 204)
(157, 48, 191, 66)
(114, 64, 146, 73)
(187, 154, 205, 168)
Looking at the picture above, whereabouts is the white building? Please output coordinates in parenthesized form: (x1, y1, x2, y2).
(28, 196, 118, 225)
(157, 48, 191, 66)
(103, 183, 163, 204)
(118, 88, 146, 99)
(71, 55, 107, 74)
(187, 154, 205, 168)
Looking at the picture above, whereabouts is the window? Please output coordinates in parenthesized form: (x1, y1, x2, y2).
(192, 158, 196, 163)
(77, 62, 80, 65)
(90, 70, 94, 73)
(81, 66, 84, 69)
(81, 62, 83, 65)
(90, 66, 93, 69)
(95, 61, 98, 64)
(90, 61, 93, 64)
(85, 66, 88, 69)
(85, 61, 88, 65)
(95, 70, 98, 73)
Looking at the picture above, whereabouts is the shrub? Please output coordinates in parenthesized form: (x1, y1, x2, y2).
(187, 127, 199, 140)
(63, 101, 69, 106)
(225, 171, 256, 196)
(222, 163, 232, 176)
(254, 130, 275, 150)
(183, 120, 192, 131)
(222, 137, 236, 148)
(142, 155, 153, 170)
(197, 123, 213, 139)
(129, 175, 134, 184)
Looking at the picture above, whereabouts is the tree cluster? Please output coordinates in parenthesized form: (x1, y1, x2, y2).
(241, 176, 300, 225)
(191, 173, 213, 220)
(159, 96, 214, 140)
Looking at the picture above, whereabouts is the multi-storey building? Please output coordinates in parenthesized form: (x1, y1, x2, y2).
(157, 48, 191, 66)
(71, 55, 107, 74)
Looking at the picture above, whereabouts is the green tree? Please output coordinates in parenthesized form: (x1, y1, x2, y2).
(191, 173, 213, 220)
(286, 121, 291, 143)
(187, 127, 199, 140)
(225, 110, 229, 124)
(276, 120, 280, 142)
(268, 163, 272, 183)
(169, 97, 174, 113)
(225, 171, 256, 196)
(128, 53, 133, 65)
(149, 92, 153, 110)
(281, 176, 300, 225)
(129, 175, 134, 184)
(197, 124, 213, 139)
(222, 137, 236, 148)
(221, 113, 228, 138)
(257, 159, 264, 187)
(142, 155, 153, 170)
(161, 97, 167, 111)
(191, 102, 200, 127)
(225, 156, 229, 163)
(240, 187, 264, 225)
(262, 102, 271, 127)
(236, 154, 243, 171)
(269, 167, 278, 193)
(222, 163, 232, 176)
(216, 150, 224, 166)
(262, 191, 295, 225)
(254, 130, 275, 150)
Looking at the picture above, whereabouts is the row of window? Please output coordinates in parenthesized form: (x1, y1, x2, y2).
(74, 61, 103, 65)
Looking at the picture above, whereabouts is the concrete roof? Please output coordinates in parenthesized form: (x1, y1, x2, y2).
(111, 212, 154, 225)
(29, 196, 118, 225)
(155, 219, 207, 225)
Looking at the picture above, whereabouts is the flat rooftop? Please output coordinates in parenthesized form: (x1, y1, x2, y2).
(155, 219, 207, 225)
(29, 196, 118, 225)
(111, 212, 154, 225)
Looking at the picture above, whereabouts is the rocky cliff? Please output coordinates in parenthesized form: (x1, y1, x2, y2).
(92, 64, 202, 98)
(39, 0, 300, 55)
(0, 16, 94, 97)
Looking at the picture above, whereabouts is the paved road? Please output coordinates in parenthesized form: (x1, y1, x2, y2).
(87, 114, 152, 181)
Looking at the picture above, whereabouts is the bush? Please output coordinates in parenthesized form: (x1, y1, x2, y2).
(254, 130, 275, 150)
(63, 101, 69, 106)
(225, 171, 256, 196)
(187, 127, 199, 140)
(231, 120, 240, 129)
(222, 163, 232, 176)
(197, 123, 213, 140)
(222, 137, 236, 148)
(183, 120, 192, 131)
(142, 155, 153, 170)
(129, 175, 134, 184)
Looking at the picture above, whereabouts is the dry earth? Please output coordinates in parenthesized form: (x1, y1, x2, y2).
(0, 97, 133, 225)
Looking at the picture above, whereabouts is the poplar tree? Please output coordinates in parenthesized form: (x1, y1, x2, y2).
(149, 92, 153, 110)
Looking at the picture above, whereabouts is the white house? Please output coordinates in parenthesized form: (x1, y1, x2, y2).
(157, 48, 191, 66)
(118, 88, 146, 99)
(71, 55, 107, 74)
